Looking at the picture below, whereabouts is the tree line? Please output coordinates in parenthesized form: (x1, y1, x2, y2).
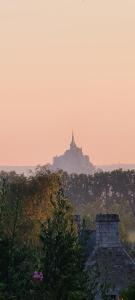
(61, 169, 135, 240)
(0, 168, 135, 299)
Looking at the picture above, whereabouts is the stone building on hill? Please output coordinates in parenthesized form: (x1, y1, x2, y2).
(51, 133, 95, 174)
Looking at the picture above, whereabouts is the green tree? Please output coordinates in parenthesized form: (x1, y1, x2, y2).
(40, 188, 87, 300)
(0, 173, 39, 300)
(121, 283, 135, 300)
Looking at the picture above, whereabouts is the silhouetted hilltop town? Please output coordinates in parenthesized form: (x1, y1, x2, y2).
(50, 133, 96, 174)
(0, 134, 135, 175)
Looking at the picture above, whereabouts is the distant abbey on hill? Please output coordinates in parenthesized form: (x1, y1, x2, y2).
(51, 133, 95, 175)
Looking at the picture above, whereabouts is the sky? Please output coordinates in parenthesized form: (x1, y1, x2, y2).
(0, 0, 135, 166)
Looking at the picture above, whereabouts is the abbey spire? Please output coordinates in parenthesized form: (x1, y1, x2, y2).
(70, 131, 76, 149)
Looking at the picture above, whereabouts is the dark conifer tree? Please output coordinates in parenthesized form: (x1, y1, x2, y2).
(40, 188, 87, 300)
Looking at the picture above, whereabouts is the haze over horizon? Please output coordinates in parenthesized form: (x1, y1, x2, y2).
(0, 1, 135, 166)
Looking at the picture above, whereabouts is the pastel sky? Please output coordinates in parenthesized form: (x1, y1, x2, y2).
(0, 0, 135, 166)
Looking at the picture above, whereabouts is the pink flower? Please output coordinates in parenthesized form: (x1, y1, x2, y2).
(33, 271, 44, 282)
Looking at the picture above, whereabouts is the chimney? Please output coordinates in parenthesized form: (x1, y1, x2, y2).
(96, 214, 121, 248)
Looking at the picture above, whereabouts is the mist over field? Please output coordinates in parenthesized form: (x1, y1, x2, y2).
(0, 164, 135, 176)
